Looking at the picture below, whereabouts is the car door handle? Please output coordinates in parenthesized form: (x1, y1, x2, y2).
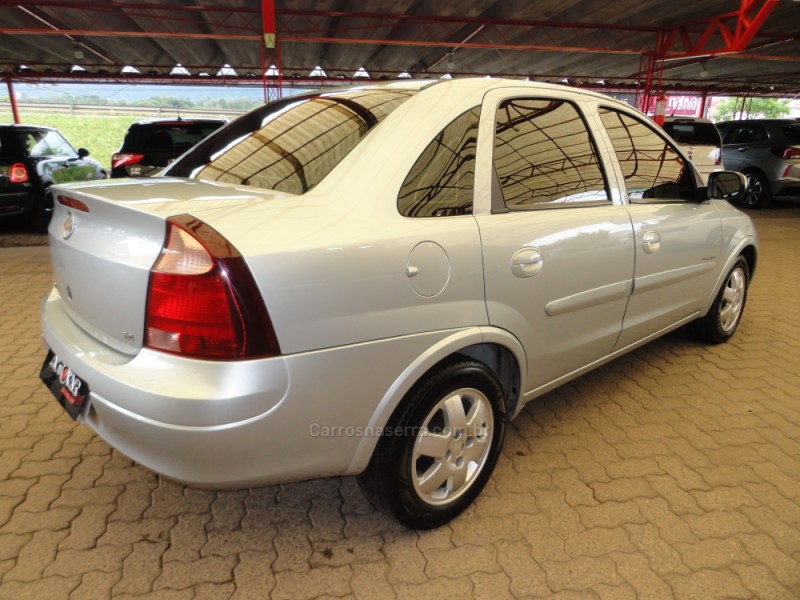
(511, 248, 543, 278)
(737, 147, 748, 152)
(643, 230, 661, 254)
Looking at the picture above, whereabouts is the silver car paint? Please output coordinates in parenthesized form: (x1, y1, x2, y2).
(40, 79, 758, 487)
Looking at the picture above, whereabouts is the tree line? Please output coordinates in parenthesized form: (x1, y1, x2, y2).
(1, 92, 261, 110)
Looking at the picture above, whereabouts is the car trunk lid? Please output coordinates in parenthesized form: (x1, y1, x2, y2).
(47, 177, 282, 355)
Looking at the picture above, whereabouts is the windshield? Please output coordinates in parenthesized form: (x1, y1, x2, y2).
(165, 87, 417, 194)
(125, 122, 224, 153)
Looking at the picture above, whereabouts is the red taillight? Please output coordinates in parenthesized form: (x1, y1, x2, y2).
(111, 153, 144, 169)
(58, 195, 90, 212)
(10, 162, 28, 183)
(145, 215, 280, 360)
(771, 147, 800, 160)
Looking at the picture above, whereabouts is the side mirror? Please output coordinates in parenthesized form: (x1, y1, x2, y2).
(78, 148, 90, 158)
(707, 171, 746, 200)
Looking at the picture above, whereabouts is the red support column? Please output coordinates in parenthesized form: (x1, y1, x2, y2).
(6, 75, 20, 124)
(262, 0, 281, 101)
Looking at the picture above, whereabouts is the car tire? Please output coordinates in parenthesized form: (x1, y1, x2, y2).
(690, 256, 749, 344)
(30, 187, 54, 233)
(739, 170, 772, 209)
(358, 358, 507, 529)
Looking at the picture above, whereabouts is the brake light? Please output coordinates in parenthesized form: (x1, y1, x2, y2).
(10, 162, 28, 183)
(111, 153, 144, 169)
(713, 147, 721, 166)
(771, 147, 800, 160)
(145, 215, 280, 360)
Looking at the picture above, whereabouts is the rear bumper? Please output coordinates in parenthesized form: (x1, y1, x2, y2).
(773, 164, 800, 197)
(0, 189, 35, 217)
(40, 287, 462, 487)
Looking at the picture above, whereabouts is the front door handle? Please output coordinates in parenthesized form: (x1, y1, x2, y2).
(643, 230, 661, 254)
(511, 248, 543, 278)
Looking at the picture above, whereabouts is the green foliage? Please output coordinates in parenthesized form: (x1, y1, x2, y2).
(10, 91, 260, 111)
(134, 96, 195, 108)
(16, 91, 115, 105)
(713, 97, 791, 121)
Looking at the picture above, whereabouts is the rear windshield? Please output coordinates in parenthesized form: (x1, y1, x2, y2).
(164, 88, 416, 194)
(782, 123, 800, 144)
(662, 122, 721, 146)
(124, 121, 224, 153)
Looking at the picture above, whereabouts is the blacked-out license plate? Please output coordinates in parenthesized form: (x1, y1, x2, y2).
(40, 350, 90, 420)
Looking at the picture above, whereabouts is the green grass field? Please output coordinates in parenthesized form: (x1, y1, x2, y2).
(1, 112, 138, 171)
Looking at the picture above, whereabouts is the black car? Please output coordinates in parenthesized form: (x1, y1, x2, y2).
(111, 118, 226, 178)
(0, 124, 106, 230)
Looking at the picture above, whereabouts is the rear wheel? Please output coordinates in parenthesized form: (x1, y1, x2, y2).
(358, 358, 506, 529)
(739, 171, 772, 209)
(691, 256, 749, 344)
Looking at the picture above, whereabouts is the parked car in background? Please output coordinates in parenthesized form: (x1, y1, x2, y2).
(40, 79, 757, 529)
(716, 118, 800, 208)
(662, 116, 723, 185)
(111, 117, 226, 178)
(0, 124, 106, 230)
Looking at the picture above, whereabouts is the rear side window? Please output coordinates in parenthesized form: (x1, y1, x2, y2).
(782, 123, 800, 144)
(493, 98, 609, 208)
(599, 108, 695, 202)
(663, 122, 721, 146)
(167, 88, 415, 194)
(398, 107, 480, 217)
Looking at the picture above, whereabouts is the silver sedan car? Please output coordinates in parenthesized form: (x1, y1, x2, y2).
(40, 79, 757, 529)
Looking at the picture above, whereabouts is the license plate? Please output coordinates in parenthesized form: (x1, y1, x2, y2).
(40, 350, 90, 420)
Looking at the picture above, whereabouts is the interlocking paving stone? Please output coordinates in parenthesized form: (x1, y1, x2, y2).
(2, 204, 800, 599)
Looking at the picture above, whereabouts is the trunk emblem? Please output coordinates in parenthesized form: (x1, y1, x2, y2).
(63, 212, 76, 240)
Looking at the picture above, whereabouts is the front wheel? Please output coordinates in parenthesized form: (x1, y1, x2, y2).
(358, 358, 507, 529)
(738, 171, 772, 209)
(690, 257, 750, 344)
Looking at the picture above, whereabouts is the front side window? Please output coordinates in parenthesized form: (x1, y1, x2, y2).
(166, 88, 415, 194)
(398, 107, 480, 217)
(599, 108, 695, 202)
(22, 130, 76, 158)
(493, 98, 609, 208)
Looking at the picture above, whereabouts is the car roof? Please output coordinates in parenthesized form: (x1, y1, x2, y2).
(717, 118, 799, 125)
(0, 124, 59, 132)
(128, 117, 227, 126)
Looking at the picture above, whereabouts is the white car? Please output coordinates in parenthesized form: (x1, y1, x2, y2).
(662, 116, 724, 185)
(40, 79, 757, 528)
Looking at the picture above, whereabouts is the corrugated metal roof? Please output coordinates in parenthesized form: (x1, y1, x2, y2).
(0, 1, 798, 96)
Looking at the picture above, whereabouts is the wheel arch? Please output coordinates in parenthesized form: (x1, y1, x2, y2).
(345, 327, 526, 475)
(701, 240, 757, 317)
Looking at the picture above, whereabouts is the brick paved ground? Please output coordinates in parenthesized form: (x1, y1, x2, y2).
(1, 203, 799, 599)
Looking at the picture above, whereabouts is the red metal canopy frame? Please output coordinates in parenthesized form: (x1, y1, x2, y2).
(0, 0, 793, 122)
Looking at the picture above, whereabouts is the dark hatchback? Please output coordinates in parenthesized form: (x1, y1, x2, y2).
(0, 124, 106, 230)
(111, 118, 226, 178)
